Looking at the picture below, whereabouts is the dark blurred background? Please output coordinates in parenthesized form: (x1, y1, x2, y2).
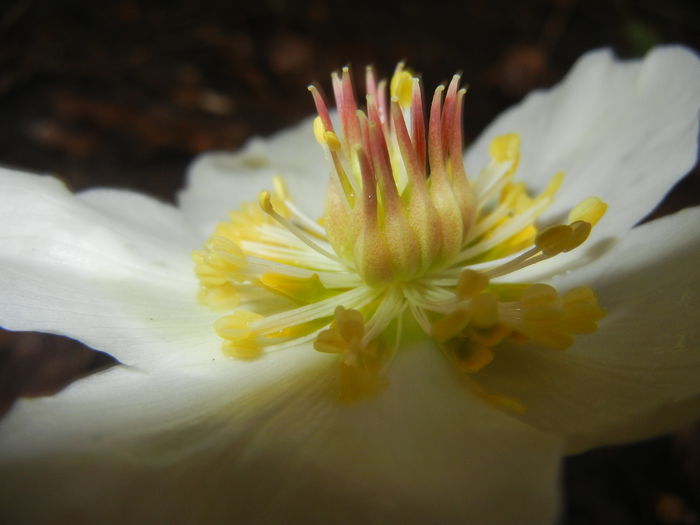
(0, 1, 699, 523)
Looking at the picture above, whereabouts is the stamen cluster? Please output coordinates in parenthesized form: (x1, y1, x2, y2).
(193, 64, 607, 404)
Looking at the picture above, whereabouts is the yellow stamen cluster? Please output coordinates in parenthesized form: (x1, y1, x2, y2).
(193, 64, 608, 406)
(315, 306, 389, 400)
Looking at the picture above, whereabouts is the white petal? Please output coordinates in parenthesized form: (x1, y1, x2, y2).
(0, 168, 219, 369)
(0, 344, 562, 524)
(0, 343, 324, 458)
(476, 207, 700, 453)
(466, 46, 700, 241)
(78, 187, 199, 249)
(178, 116, 330, 236)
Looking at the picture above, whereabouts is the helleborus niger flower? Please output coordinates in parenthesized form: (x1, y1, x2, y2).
(1, 46, 699, 525)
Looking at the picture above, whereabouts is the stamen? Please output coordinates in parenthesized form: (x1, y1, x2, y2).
(456, 269, 490, 299)
(314, 306, 390, 402)
(362, 288, 405, 344)
(484, 220, 593, 279)
(280, 197, 326, 238)
(475, 133, 521, 207)
(390, 68, 414, 109)
(215, 310, 264, 358)
(536, 224, 577, 256)
(252, 286, 373, 333)
(258, 190, 347, 265)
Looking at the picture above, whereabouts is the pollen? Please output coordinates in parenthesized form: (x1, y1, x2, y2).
(194, 63, 608, 405)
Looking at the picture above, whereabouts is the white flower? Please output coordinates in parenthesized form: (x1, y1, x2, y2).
(1, 46, 699, 525)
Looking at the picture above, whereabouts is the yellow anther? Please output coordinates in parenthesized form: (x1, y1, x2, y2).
(270, 178, 293, 218)
(563, 286, 597, 305)
(313, 306, 387, 402)
(540, 172, 565, 200)
(500, 182, 529, 209)
(215, 310, 265, 359)
(520, 283, 558, 307)
(563, 221, 592, 252)
(562, 287, 605, 333)
(469, 293, 499, 329)
(470, 323, 512, 348)
(214, 310, 263, 340)
(457, 345, 494, 373)
(313, 116, 326, 145)
(259, 273, 330, 304)
(568, 196, 608, 226)
(488, 133, 520, 163)
(314, 326, 348, 354)
(273, 176, 290, 202)
(205, 234, 240, 253)
(500, 284, 604, 351)
(205, 236, 246, 266)
(258, 190, 273, 214)
(338, 341, 387, 402)
(335, 306, 365, 343)
(193, 260, 228, 287)
(314, 306, 365, 354)
(390, 70, 414, 108)
(536, 224, 573, 256)
(456, 269, 490, 299)
(197, 286, 239, 311)
(323, 130, 342, 152)
(193, 243, 242, 281)
(432, 307, 471, 341)
(222, 337, 261, 359)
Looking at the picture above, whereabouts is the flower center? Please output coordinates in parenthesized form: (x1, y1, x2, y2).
(193, 64, 607, 404)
